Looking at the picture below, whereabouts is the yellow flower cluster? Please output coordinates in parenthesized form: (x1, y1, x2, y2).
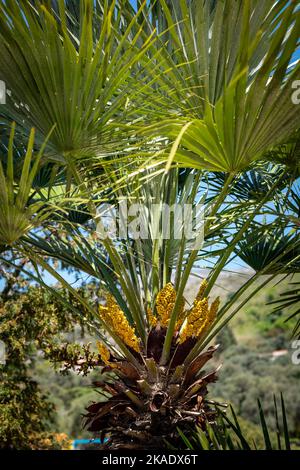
(155, 283, 185, 328)
(147, 307, 158, 327)
(99, 295, 140, 353)
(179, 281, 220, 343)
(96, 340, 111, 365)
(180, 298, 208, 343)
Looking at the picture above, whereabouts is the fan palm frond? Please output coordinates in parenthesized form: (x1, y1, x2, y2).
(266, 133, 300, 178)
(208, 164, 289, 202)
(235, 225, 300, 274)
(0, 0, 157, 164)
(144, 0, 300, 172)
(0, 124, 54, 245)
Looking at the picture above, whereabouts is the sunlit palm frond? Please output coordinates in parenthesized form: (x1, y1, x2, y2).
(143, 0, 300, 172)
(266, 133, 300, 178)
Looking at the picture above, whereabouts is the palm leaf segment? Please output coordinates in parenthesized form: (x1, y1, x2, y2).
(208, 164, 288, 202)
(269, 282, 300, 338)
(177, 394, 291, 450)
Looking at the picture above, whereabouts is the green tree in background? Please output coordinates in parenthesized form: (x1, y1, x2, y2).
(0, 263, 104, 449)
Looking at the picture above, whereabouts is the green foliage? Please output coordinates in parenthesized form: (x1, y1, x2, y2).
(0, 0, 156, 159)
(230, 276, 300, 341)
(143, 1, 300, 173)
(0, 280, 103, 448)
(207, 277, 300, 441)
(0, 125, 54, 245)
(212, 343, 300, 434)
(175, 396, 293, 450)
(0, 0, 299, 450)
(215, 325, 237, 353)
(269, 281, 300, 337)
(0, 0, 299, 372)
(0, 367, 71, 449)
(33, 359, 105, 439)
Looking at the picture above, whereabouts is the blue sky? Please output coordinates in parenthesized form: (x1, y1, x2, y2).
(291, 48, 300, 62)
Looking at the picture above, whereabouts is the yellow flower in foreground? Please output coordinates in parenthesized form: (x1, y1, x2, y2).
(179, 280, 220, 343)
(155, 283, 184, 327)
(96, 341, 111, 365)
(209, 296, 220, 320)
(195, 278, 208, 301)
(99, 295, 140, 353)
(180, 298, 209, 343)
